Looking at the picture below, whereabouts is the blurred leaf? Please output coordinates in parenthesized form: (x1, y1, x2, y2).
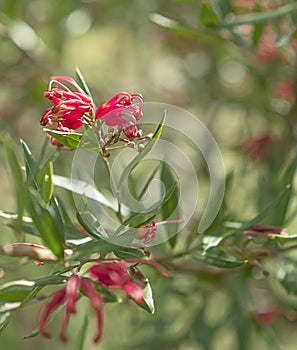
(3, 137, 26, 235)
(151, 13, 224, 43)
(27, 189, 65, 260)
(192, 250, 246, 268)
(220, 3, 297, 27)
(76, 68, 92, 97)
(77, 211, 109, 240)
(23, 328, 39, 339)
(272, 157, 297, 226)
(252, 21, 265, 46)
(223, 185, 291, 241)
(160, 162, 180, 247)
(118, 111, 166, 190)
(75, 315, 88, 350)
(53, 175, 117, 211)
(34, 275, 67, 286)
(0, 280, 34, 302)
(0, 311, 11, 334)
(199, 3, 219, 27)
(37, 162, 53, 204)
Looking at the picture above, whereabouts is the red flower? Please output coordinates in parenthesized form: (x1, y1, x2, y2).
(89, 261, 145, 304)
(40, 76, 94, 144)
(135, 219, 183, 244)
(96, 92, 143, 139)
(274, 80, 295, 100)
(37, 274, 104, 343)
(241, 133, 272, 161)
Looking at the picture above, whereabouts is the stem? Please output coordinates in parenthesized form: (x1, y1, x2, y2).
(96, 124, 123, 223)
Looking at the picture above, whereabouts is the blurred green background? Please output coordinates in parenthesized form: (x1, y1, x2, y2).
(1, 0, 297, 349)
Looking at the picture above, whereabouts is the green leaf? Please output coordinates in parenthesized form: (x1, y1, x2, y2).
(222, 185, 291, 241)
(21, 139, 39, 187)
(53, 175, 117, 211)
(220, 3, 297, 27)
(192, 251, 246, 268)
(150, 13, 224, 44)
(113, 247, 145, 260)
(76, 68, 92, 96)
(23, 328, 39, 339)
(138, 283, 155, 314)
(3, 137, 26, 235)
(69, 239, 115, 260)
(37, 162, 53, 204)
(75, 315, 88, 350)
(129, 163, 161, 202)
(0, 280, 35, 302)
(0, 311, 11, 334)
(200, 3, 219, 26)
(160, 162, 180, 247)
(77, 211, 109, 240)
(27, 189, 65, 260)
(118, 179, 177, 231)
(34, 275, 67, 286)
(44, 129, 100, 150)
(43, 129, 82, 148)
(118, 111, 166, 190)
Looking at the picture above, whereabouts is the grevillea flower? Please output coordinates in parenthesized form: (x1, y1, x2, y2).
(37, 274, 104, 343)
(89, 261, 145, 304)
(241, 133, 272, 161)
(96, 92, 143, 138)
(135, 219, 184, 244)
(40, 76, 94, 144)
(89, 259, 169, 305)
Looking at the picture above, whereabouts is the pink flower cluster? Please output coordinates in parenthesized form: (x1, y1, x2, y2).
(37, 259, 168, 343)
(40, 76, 143, 145)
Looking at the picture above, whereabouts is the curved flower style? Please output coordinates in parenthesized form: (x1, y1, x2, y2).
(40, 76, 94, 144)
(37, 274, 104, 343)
(96, 92, 143, 139)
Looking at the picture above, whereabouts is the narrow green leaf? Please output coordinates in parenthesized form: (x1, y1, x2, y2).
(44, 129, 82, 148)
(76, 68, 92, 97)
(53, 175, 117, 211)
(3, 137, 26, 235)
(220, 3, 297, 27)
(113, 247, 145, 260)
(192, 251, 246, 268)
(0, 311, 11, 333)
(0, 280, 35, 302)
(118, 179, 177, 231)
(44, 129, 100, 150)
(77, 211, 109, 240)
(151, 13, 224, 44)
(138, 283, 155, 314)
(75, 316, 88, 350)
(200, 3, 219, 26)
(118, 111, 166, 190)
(160, 162, 180, 247)
(70, 239, 115, 260)
(27, 189, 65, 260)
(223, 185, 291, 241)
(37, 162, 53, 204)
(23, 328, 39, 339)
(21, 139, 39, 187)
(34, 275, 67, 286)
